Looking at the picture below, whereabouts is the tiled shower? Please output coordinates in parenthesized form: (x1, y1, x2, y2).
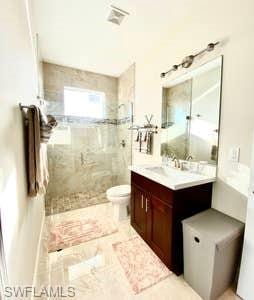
(43, 63, 134, 215)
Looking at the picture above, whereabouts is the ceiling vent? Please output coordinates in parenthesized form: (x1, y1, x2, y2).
(107, 5, 129, 25)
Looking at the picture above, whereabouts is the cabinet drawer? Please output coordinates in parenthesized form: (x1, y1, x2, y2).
(131, 172, 174, 206)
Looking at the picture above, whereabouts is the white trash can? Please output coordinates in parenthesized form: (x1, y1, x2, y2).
(182, 209, 244, 300)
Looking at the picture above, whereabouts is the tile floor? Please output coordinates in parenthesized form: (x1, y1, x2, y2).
(35, 203, 240, 300)
(45, 192, 109, 215)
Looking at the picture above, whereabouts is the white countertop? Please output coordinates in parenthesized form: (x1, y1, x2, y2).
(128, 164, 216, 190)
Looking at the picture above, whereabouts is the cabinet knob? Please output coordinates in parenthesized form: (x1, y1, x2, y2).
(141, 195, 144, 209)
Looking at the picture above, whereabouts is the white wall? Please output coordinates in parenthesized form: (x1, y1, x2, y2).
(0, 0, 44, 286)
(133, 0, 254, 222)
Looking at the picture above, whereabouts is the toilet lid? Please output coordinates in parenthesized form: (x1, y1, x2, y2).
(107, 185, 131, 197)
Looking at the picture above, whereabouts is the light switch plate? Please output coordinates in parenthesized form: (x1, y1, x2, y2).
(229, 147, 240, 162)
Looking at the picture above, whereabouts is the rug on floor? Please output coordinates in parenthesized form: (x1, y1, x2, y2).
(48, 218, 118, 252)
(112, 237, 171, 294)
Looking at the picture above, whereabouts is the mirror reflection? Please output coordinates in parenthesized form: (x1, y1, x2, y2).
(161, 56, 222, 165)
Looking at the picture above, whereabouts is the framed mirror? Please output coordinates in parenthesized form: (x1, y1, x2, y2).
(161, 56, 223, 165)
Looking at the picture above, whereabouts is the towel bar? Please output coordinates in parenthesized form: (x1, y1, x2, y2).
(128, 125, 158, 134)
(19, 97, 46, 110)
(19, 103, 30, 110)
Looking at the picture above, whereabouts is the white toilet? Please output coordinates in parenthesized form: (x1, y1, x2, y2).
(106, 185, 131, 221)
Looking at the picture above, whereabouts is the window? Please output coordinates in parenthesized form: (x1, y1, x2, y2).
(64, 87, 105, 119)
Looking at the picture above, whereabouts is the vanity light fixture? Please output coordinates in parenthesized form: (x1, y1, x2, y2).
(160, 42, 220, 78)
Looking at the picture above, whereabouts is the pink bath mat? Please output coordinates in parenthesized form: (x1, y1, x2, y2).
(113, 237, 171, 294)
(48, 218, 118, 252)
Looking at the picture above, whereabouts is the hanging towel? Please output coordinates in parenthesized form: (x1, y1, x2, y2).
(140, 131, 153, 154)
(135, 131, 139, 142)
(143, 132, 148, 142)
(210, 145, 218, 161)
(134, 131, 142, 152)
(39, 109, 57, 143)
(27, 106, 40, 196)
(39, 143, 49, 194)
(26, 105, 50, 197)
(147, 132, 153, 154)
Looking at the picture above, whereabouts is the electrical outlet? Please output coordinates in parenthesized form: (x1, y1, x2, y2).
(228, 147, 240, 162)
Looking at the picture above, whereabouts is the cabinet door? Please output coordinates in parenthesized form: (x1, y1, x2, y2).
(131, 184, 146, 238)
(146, 194, 173, 267)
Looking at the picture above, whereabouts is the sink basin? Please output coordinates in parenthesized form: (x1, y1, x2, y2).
(128, 164, 216, 190)
(145, 166, 205, 181)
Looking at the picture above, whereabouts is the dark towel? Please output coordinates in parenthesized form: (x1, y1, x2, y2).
(211, 145, 218, 161)
(135, 131, 140, 142)
(27, 106, 42, 196)
(26, 106, 52, 197)
(140, 131, 152, 154)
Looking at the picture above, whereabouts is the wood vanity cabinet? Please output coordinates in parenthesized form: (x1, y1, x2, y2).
(130, 171, 212, 275)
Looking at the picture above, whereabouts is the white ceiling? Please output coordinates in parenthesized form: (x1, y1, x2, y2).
(33, 0, 194, 77)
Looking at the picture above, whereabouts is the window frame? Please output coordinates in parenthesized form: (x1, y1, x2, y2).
(64, 86, 106, 119)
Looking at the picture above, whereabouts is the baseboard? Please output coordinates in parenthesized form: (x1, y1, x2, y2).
(32, 211, 45, 290)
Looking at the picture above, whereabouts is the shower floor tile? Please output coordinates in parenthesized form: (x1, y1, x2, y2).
(45, 192, 109, 216)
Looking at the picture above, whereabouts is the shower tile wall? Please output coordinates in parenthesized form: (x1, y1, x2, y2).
(43, 63, 134, 215)
(161, 80, 192, 159)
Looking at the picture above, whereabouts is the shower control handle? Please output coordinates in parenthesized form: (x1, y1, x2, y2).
(120, 139, 126, 147)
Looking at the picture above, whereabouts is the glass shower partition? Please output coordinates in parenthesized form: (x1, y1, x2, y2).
(45, 98, 132, 215)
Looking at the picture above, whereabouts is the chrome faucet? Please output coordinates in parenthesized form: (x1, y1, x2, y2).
(171, 155, 177, 161)
(186, 155, 193, 161)
(173, 157, 180, 169)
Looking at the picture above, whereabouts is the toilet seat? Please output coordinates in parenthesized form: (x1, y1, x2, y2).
(106, 185, 131, 198)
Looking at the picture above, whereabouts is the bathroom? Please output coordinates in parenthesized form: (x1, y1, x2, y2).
(1, 1, 254, 300)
